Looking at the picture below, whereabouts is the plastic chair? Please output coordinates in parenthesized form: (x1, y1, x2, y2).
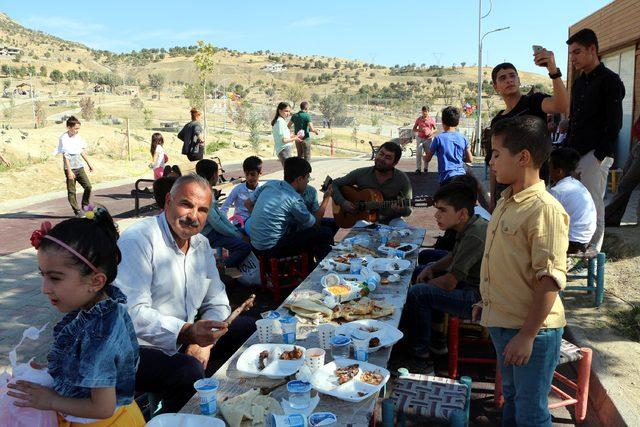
(382, 373, 472, 426)
(565, 249, 606, 307)
(258, 253, 309, 302)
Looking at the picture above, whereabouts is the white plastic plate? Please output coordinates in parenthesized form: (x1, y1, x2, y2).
(310, 359, 390, 403)
(335, 319, 403, 353)
(146, 413, 225, 427)
(236, 343, 306, 379)
(369, 258, 412, 274)
(377, 243, 418, 256)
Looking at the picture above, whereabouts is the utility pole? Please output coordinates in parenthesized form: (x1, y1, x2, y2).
(125, 118, 131, 161)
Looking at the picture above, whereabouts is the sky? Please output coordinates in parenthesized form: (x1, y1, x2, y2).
(2, 0, 611, 74)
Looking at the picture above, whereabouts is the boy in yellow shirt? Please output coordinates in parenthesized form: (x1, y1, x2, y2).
(476, 116, 569, 426)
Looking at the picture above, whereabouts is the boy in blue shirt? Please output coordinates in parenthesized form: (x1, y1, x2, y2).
(424, 106, 472, 185)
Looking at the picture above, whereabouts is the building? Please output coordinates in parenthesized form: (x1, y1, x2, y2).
(568, 0, 640, 166)
(262, 63, 286, 73)
(0, 45, 20, 56)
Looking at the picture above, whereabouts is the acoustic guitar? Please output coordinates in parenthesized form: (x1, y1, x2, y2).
(330, 185, 433, 228)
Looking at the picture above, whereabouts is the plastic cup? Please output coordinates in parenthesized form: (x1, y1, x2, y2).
(193, 378, 219, 416)
(379, 228, 390, 245)
(317, 323, 336, 350)
(330, 335, 351, 360)
(279, 317, 298, 344)
(287, 380, 312, 409)
(349, 258, 362, 274)
(352, 336, 369, 362)
(256, 318, 276, 343)
(304, 348, 326, 372)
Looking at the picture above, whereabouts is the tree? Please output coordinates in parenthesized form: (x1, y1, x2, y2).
(95, 107, 106, 120)
(49, 69, 64, 83)
(461, 61, 466, 68)
(285, 83, 306, 110)
(193, 41, 216, 139)
(318, 94, 345, 130)
(39, 65, 47, 77)
(231, 101, 249, 130)
(34, 101, 46, 128)
(183, 82, 204, 110)
(142, 107, 153, 128)
(148, 73, 165, 100)
(79, 97, 95, 120)
(247, 108, 263, 153)
(130, 96, 144, 111)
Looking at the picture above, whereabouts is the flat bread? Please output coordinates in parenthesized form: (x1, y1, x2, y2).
(219, 388, 281, 427)
(338, 298, 395, 321)
(284, 293, 334, 320)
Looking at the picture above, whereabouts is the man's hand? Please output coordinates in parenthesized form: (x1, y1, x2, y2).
(67, 170, 76, 180)
(471, 303, 483, 322)
(186, 344, 213, 368)
(503, 332, 535, 366)
(416, 267, 434, 283)
(183, 320, 228, 347)
(7, 380, 58, 411)
(342, 201, 357, 214)
(323, 185, 334, 199)
(534, 48, 557, 73)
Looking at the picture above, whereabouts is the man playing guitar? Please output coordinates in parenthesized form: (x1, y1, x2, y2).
(332, 141, 412, 225)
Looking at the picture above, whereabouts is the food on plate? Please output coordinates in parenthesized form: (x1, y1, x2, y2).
(392, 262, 400, 270)
(327, 284, 350, 296)
(279, 346, 303, 360)
(219, 388, 281, 427)
(333, 253, 356, 264)
(386, 242, 401, 248)
(332, 297, 395, 321)
(361, 370, 384, 385)
(369, 337, 381, 347)
(285, 293, 334, 321)
(352, 244, 377, 256)
(359, 326, 379, 333)
(258, 350, 269, 370)
(380, 278, 390, 285)
(396, 244, 413, 252)
(357, 391, 367, 397)
(335, 364, 360, 384)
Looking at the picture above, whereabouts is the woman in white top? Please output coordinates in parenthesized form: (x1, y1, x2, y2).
(150, 132, 167, 179)
(271, 102, 301, 166)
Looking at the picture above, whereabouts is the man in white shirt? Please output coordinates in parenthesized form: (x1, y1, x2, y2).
(54, 116, 94, 217)
(549, 147, 597, 253)
(115, 174, 252, 413)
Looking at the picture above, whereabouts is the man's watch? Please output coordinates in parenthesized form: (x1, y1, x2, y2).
(548, 68, 562, 79)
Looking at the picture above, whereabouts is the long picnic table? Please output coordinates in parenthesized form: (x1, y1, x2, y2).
(179, 226, 426, 426)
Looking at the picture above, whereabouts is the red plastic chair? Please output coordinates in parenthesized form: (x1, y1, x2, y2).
(258, 253, 309, 302)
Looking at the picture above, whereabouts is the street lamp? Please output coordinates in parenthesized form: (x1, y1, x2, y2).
(475, 0, 509, 155)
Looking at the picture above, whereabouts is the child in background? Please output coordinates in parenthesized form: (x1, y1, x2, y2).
(549, 147, 596, 253)
(149, 133, 167, 180)
(478, 116, 569, 426)
(8, 207, 144, 426)
(423, 106, 473, 185)
(221, 156, 264, 224)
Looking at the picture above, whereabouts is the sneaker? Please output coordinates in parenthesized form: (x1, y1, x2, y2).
(74, 211, 86, 218)
(409, 355, 435, 375)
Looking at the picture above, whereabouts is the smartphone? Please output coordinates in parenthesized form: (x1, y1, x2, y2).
(532, 45, 547, 66)
(320, 175, 333, 192)
(532, 45, 544, 54)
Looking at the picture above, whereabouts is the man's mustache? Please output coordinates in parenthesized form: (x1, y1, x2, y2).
(178, 216, 201, 228)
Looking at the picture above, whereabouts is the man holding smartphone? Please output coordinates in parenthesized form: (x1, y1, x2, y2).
(487, 47, 569, 211)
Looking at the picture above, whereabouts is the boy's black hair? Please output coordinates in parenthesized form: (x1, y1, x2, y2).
(195, 159, 218, 182)
(284, 157, 312, 183)
(153, 176, 177, 209)
(39, 206, 121, 284)
(300, 101, 309, 110)
(491, 62, 518, 84)
(243, 156, 263, 173)
(491, 116, 551, 168)
(441, 106, 460, 127)
(567, 28, 599, 52)
(451, 173, 479, 198)
(66, 115, 81, 127)
(433, 181, 476, 218)
(549, 147, 581, 175)
(379, 141, 402, 163)
(421, 106, 429, 112)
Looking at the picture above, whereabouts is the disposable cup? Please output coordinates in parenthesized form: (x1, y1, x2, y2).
(193, 378, 219, 416)
(317, 323, 336, 350)
(304, 348, 326, 372)
(352, 337, 369, 362)
(256, 318, 276, 343)
(279, 317, 298, 344)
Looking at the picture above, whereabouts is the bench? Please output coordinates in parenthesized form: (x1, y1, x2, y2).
(131, 178, 156, 217)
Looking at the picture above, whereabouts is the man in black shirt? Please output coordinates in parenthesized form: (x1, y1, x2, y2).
(487, 49, 569, 210)
(566, 28, 625, 251)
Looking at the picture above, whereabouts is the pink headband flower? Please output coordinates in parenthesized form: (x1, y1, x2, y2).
(30, 221, 52, 250)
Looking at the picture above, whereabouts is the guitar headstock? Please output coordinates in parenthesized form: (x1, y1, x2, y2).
(412, 195, 434, 207)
